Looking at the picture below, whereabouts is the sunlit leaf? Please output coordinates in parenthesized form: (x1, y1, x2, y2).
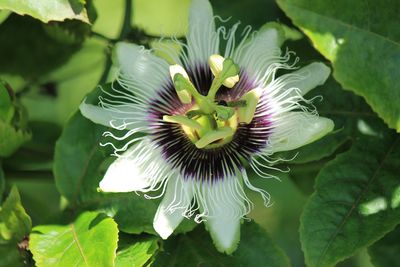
(277, 0, 400, 132)
(300, 131, 400, 267)
(30, 211, 118, 267)
(0, 186, 32, 242)
(0, 0, 89, 23)
(153, 222, 290, 267)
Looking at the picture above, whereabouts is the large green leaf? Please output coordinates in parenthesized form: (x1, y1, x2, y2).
(277, 0, 400, 132)
(368, 225, 400, 267)
(30, 211, 118, 267)
(0, 0, 89, 23)
(54, 111, 110, 204)
(300, 131, 400, 267)
(0, 186, 32, 242)
(153, 222, 290, 267)
(116, 235, 159, 267)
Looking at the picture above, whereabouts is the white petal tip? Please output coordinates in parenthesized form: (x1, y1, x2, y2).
(153, 212, 176, 240)
(98, 159, 151, 193)
(206, 219, 241, 254)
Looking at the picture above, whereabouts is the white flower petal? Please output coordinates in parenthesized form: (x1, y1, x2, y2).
(233, 24, 283, 83)
(99, 139, 168, 193)
(200, 178, 244, 254)
(269, 112, 334, 153)
(79, 101, 146, 130)
(79, 102, 114, 128)
(278, 62, 331, 97)
(153, 178, 194, 239)
(187, 0, 219, 65)
(115, 42, 170, 96)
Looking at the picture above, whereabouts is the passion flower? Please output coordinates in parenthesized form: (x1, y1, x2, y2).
(80, 0, 333, 253)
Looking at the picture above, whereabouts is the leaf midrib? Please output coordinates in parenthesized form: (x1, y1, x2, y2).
(317, 136, 400, 264)
(70, 223, 90, 267)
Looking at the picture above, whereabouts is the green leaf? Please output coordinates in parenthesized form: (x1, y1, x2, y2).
(54, 107, 159, 234)
(0, 243, 27, 267)
(277, 0, 400, 132)
(0, 186, 32, 242)
(276, 76, 382, 165)
(11, 178, 61, 226)
(153, 222, 290, 267)
(0, 0, 89, 23)
(0, 15, 84, 80)
(0, 121, 31, 158)
(0, 164, 4, 202)
(116, 235, 160, 267)
(300, 132, 400, 267)
(30, 211, 118, 267)
(0, 81, 14, 123)
(368, 225, 400, 267)
(54, 111, 110, 204)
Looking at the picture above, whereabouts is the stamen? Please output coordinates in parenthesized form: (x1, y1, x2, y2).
(238, 88, 262, 124)
(163, 115, 202, 129)
(195, 126, 235, 149)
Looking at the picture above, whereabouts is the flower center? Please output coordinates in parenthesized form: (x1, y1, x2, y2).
(163, 55, 262, 149)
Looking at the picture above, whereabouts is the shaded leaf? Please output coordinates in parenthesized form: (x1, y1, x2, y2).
(0, 243, 27, 267)
(30, 211, 118, 267)
(11, 178, 61, 226)
(0, 186, 32, 242)
(0, 0, 89, 23)
(0, 15, 83, 80)
(0, 81, 14, 123)
(300, 131, 400, 267)
(54, 108, 161, 234)
(277, 0, 400, 132)
(368, 225, 400, 267)
(0, 164, 4, 202)
(153, 222, 290, 267)
(3, 121, 62, 172)
(0, 121, 31, 157)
